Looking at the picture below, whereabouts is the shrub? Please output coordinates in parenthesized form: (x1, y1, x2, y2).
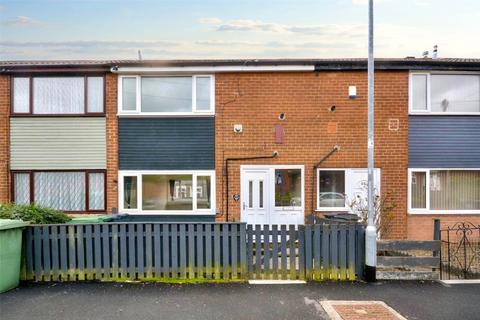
(0, 203, 71, 224)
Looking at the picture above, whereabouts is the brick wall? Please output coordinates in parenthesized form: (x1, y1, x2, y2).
(0, 75, 10, 203)
(215, 71, 409, 239)
(105, 73, 118, 213)
(408, 215, 480, 240)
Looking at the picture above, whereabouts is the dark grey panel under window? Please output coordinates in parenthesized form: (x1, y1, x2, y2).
(409, 116, 480, 168)
(119, 117, 214, 170)
(111, 214, 215, 223)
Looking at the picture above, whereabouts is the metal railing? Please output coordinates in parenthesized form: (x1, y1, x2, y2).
(440, 222, 480, 280)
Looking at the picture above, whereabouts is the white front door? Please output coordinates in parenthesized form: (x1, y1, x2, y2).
(241, 169, 269, 226)
(241, 166, 304, 226)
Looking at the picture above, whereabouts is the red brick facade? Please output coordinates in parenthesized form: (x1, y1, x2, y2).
(0, 73, 117, 215)
(1, 68, 478, 240)
(0, 75, 10, 203)
(215, 71, 409, 239)
(408, 215, 480, 240)
(105, 73, 118, 214)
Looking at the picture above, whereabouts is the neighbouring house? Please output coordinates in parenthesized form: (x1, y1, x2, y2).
(0, 58, 479, 240)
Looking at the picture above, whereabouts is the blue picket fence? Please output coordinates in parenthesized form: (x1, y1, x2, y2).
(21, 222, 365, 282)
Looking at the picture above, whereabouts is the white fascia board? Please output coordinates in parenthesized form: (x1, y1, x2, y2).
(112, 65, 315, 74)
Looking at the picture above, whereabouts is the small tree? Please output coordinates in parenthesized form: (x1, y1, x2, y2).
(348, 183, 396, 239)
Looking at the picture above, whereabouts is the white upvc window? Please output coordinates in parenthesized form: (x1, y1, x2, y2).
(117, 75, 215, 116)
(408, 168, 480, 214)
(274, 167, 304, 210)
(409, 72, 480, 115)
(118, 170, 215, 215)
(317, 168, 381, 212)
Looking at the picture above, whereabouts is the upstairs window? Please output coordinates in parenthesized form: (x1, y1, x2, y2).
(118, 75, 214, 115)
(12, 76, 104, 115)
(410, 73, 480, 114)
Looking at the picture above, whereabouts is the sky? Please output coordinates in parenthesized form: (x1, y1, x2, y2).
(1, 0, 479, 60)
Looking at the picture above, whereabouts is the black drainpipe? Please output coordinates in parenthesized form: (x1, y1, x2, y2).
(224, 152, 278, 221)
(311, 146, 340, 223)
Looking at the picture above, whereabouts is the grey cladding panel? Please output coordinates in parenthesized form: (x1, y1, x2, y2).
(409, 116, 480, 168)
(119, 117, 215, 170)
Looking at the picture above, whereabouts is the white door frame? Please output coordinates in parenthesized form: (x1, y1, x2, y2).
(240, 165, 305, 225)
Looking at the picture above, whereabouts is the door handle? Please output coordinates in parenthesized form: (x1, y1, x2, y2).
(243, 202, 246, 210)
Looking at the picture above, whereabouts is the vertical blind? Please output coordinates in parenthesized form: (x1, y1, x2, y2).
(430, 170, 480, 210)
(411, 171, 426, 209)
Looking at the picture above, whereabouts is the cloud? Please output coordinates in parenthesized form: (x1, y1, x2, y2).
(1, 40, 179, 48)
(199, 18, 364, 37)
(1, 21, 479, 60)
(0, 38, 365, 60)
(198, 17, 222, 25)
(1, 16, 43, 27)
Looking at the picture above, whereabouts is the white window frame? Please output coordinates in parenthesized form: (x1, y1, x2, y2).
(316, 168, 381, 212)
(117, 75, 215, 116)
(408, 168, 480, 214)
(240, 165, 305, 212)
(271, 165, 305, 211)
(409, 71, 480, 115)
(317, 168, 349, 212)
(118, 170, 216, 215)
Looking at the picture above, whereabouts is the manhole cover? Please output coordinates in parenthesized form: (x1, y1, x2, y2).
(320, 301, 407, 320)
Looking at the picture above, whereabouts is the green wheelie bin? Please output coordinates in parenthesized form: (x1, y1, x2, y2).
(0, 219, 29, 293)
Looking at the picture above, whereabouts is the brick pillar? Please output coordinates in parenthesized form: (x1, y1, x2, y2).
(0, 75, 10, 203)
(105, 73, 118, 213)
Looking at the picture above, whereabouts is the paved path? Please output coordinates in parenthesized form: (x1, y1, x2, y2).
(1, 281, 478, 320)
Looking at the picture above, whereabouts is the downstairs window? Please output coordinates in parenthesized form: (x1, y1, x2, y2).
(409, 169, 480, 213)
(120, 171, 215, 213)
(317, 168, 381, 211)
(12, 171, 105, 212)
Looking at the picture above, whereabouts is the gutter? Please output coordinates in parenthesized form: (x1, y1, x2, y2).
(110, 65, 315, 74)
(0, 67, 110, 74)
(314, 60, 480, 71)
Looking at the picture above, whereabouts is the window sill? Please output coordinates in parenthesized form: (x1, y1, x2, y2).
(315, 208, 351, 212)
(117, 112, 215, 118)
(409, 112, 480, 116)
(119, 210, 216, 215)
(408, 210, 480, 215)
(10, 114, 106, 117)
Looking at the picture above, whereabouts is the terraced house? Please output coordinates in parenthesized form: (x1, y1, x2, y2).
(0, 58, 479, 240)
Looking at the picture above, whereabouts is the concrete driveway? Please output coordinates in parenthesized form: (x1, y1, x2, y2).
(1, 281, 478, 320)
